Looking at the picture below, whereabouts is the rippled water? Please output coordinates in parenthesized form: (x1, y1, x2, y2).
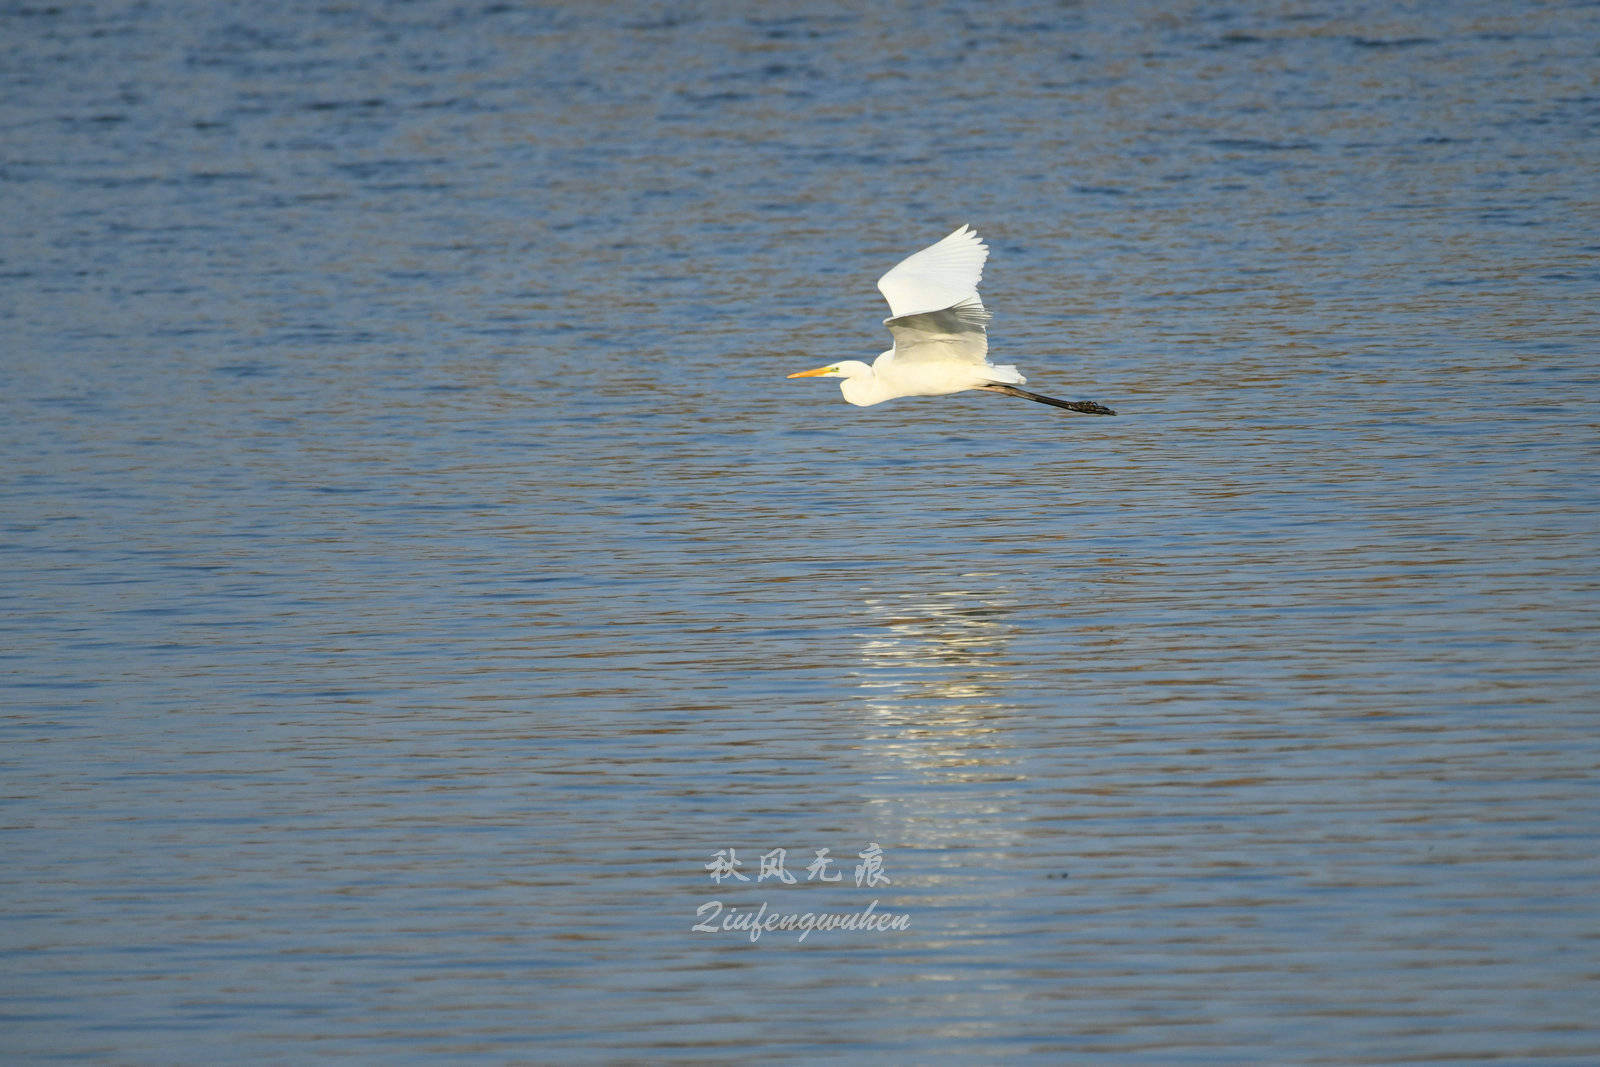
(4, 1, 1599, 1061)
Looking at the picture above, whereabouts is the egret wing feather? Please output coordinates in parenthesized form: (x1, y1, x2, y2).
(886, 298, 990, 366)
(876, 224, 989, 319)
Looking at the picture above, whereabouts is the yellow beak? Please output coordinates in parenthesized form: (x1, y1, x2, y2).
(787, 365, 836, 378)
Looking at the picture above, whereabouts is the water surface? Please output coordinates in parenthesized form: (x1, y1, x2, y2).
(3, 1, 1598, 1061)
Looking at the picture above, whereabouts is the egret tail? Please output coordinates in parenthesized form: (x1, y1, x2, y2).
(980, 383, 1116, 416)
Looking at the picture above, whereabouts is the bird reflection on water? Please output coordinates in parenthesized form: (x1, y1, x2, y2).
(850, 588, 1026, 776)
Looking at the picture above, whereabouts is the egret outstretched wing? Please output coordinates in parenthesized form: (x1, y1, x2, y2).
(876, 224, 989, 319)
(885, 301, 990, 367)
(877, 224, 992, 367)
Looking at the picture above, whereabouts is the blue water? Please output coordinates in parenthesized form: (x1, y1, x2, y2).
(3, 1, 1599, 1061)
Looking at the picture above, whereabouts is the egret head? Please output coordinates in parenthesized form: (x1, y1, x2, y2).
(786, 360, 882, 406)
(787, 360, 872, 380)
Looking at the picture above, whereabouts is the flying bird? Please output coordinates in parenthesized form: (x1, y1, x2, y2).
(788, 225, 1116, 416)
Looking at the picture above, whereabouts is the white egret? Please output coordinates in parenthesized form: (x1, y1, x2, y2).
(788, 225, 1116, 416)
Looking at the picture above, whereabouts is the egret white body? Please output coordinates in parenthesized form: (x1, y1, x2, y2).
(788, 225, 1116, 416)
